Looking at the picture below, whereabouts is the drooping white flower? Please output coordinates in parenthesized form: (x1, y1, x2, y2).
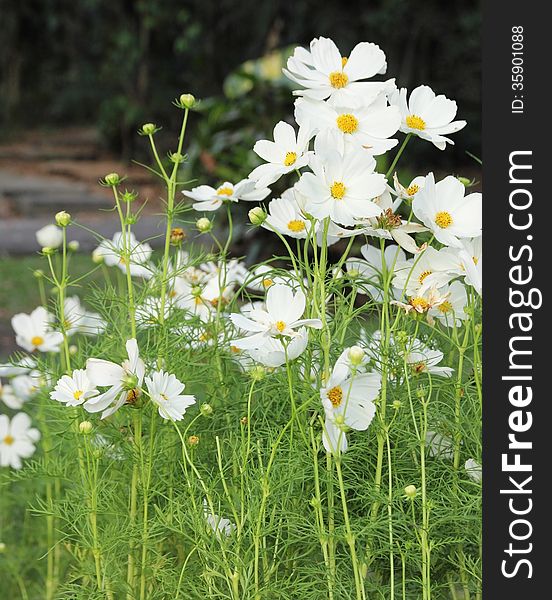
(0, 412, 41, 469)
(321, 349, 381, 454)
(0, 380, 20, 410)
(36, 224, 63, 249)
(229, 284, 322, 350)
(247, 327, 309, 367)
(64, 296, 106, 336)
(413, 174, 482, 248)
(283, 37, 390, 106)
(346, 243, 405, 301)
(295, 96, 400, 155)
(249, 121, 311, 188)
(428, 280, 468, 327)
(135, 297, 173, 328)
(392, 173, 427, 203)
(145, 370, 196, 421)
(50, 369, 99, 407)
(11, 307, 63, 353)
(465, 458, 482, 482)
(10, 373, 41, 403)
(93, 232, 153, 279)
(85, 339, 145, 419)
(184, 179, 270, 212)
(203, 499, 236, 538)
(426, 431, 455, 459)
(295, 136, 386, 226)
(456, 237, 482, 295)
(390, 85, 466, 149)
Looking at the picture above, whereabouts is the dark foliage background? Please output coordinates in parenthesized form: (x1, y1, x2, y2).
(0, 0, 480, 177)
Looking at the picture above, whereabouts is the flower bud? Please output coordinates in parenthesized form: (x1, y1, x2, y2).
(169, 152, 185, 164)
(55, 211, 71, 227)
(68, 240, 80, 252)
(122, 373, 139, 390)
(179, 93, 196, 109)
(188, 435, 200, 446)
(103, 172, 121, 187)
(0, 542, 6, 554)
(250, 365, 266, 381)
(348, 345, 364, 366)
(170, 227, 186, 245)
(200, 403, 213, 416)
(33, 269, 44, 279)
(457, 176, 473, 187)
(92, 248, 104, 264)
(121, 190, 138, 204)
(140, 123, 157, 135)
(240, 416, 248, 426)
(41, 246, 57, 256)
(196, 217, 212, 233)
(79, 420, 93, 434)
(404, 484, 417, 499)
(69, 345, 78, 356)
(334, 414, 346, 426)
(248, 207, 266, 226)
(392, 400, 402, 410)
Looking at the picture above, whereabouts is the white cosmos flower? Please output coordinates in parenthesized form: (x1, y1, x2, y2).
(0, 356, 37, 377)
(85, 339, 145, 419)
(10, 373, 41, 403)
(321, 349, 381, 454)
(455, 237, 482, 295)
(229, 284, 322, 350)
(240, 264, 306, 293)
(426, 431, 455, 459)
(247, 327, 309, 367)
(346, 243, 405, 301)
(93, 232, 153, 279)
(0, 380, 20, 410)
(262, 194, 311, 239)
(295, 137, 386, 226)
(393, 173, 427, 204)
(145, 370, 195, 421)
(11, 306, 63, 353)
(465, 458, 482, 482)
(203, 499, 236, 538)
(428, 280, 468, 327)
(390, 85, 466, 150)
(249, 121, 311, 188)
(413, 174, 482, 248)
(184, 179, 270, 212)
(64, 296, 106, 336)
(283, 37, 390, 106)
(402, 339, 453, 378)
(295, 96, 400, 155)
(36, 224, 63, 249)
(356, 190, 427, 254)
(392, 285, 451, 315)
(50, 369, 99, 407)
(135, 297, 173, 328)
(393, 246, 458, 297)
(0, 412, 41, 469)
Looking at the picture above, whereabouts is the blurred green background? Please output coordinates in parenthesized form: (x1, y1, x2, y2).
(0, 0, 481, 176)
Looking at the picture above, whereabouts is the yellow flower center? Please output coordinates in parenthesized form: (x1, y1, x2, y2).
(406, 184, 420, 196)
(434, 211, 453, 229)
(438, 301, 453, 314)
(341, 56, 348, 67)
(3, 434, 15, 445)
(73, 390, 84, 401)
(217, 186, 233, 196)
(410, 297, 430, 311)
(230, 345, 242, 354)
(262, 278, 274, 288)
(329, 71, 348, 88)
(284, 151, 297, 167)
(31, 336, 44, 347)
(330, 181, 346, 199)
(275, 320, 286, 333)
(406, 114, 426, 130)
(473, 256, 479, 265)
(287, 220, 306, 233)
(418, 270, 432, 285)
(412, 362, 427, 374)
(336, 113, 359, 134)
(327, 385, 343, 408)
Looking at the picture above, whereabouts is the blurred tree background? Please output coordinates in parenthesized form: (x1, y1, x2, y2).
(0, 0, 480, 183)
